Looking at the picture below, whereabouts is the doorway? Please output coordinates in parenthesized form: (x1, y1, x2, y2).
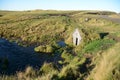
(76, 38, 78, 45)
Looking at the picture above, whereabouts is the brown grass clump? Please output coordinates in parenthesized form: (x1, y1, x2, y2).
(17, 66, 36, 80)
(87, 43, 120, 80)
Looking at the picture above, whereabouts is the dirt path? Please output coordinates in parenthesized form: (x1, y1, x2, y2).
(100, 15, 120, 24)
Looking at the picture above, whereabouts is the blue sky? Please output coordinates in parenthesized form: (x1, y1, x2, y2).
(0, 0, 120, 12)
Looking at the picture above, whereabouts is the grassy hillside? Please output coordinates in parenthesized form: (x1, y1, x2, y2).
(87, 43, 120, 80)
(0, 10, 120, 80)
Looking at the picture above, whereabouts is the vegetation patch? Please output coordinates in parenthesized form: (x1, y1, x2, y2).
(0, 10, 120, 80)
(87, 43, 120, 80)
(82, 39, 116, 54)
(34, 45, 54, 53)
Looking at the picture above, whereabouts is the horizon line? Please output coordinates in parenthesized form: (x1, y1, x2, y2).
(0, 9, 119, 13)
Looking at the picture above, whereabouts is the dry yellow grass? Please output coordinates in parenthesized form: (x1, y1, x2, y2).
(87, 43, 120, 80)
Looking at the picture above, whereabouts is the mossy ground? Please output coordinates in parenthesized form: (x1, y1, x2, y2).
(0, 10, 120, 80)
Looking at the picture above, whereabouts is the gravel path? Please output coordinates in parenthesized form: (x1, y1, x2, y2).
(100, 15, 120, 24)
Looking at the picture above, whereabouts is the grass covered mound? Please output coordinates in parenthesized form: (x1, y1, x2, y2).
(87, 43, 120, 80)
(34, 45, 54, 53)
(0, 10, 120, 80)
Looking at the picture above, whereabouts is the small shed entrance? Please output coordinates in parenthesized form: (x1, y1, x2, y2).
(76, 38, 78, 45)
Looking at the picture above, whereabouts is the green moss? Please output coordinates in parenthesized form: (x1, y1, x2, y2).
(82, 39, 116, 54)
(40, 63, 58, 74)
(61, 50, 74, 63)
(34, 45, 54, 53)
(46, 45, 54, 53)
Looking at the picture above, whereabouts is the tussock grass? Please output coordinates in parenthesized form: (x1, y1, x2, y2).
(87, 43, 120, 80)
(82, 39, 116, 54)
(0, 10, 120, 80)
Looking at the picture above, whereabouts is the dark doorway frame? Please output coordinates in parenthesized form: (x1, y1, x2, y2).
(76, 38, 78, 45)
